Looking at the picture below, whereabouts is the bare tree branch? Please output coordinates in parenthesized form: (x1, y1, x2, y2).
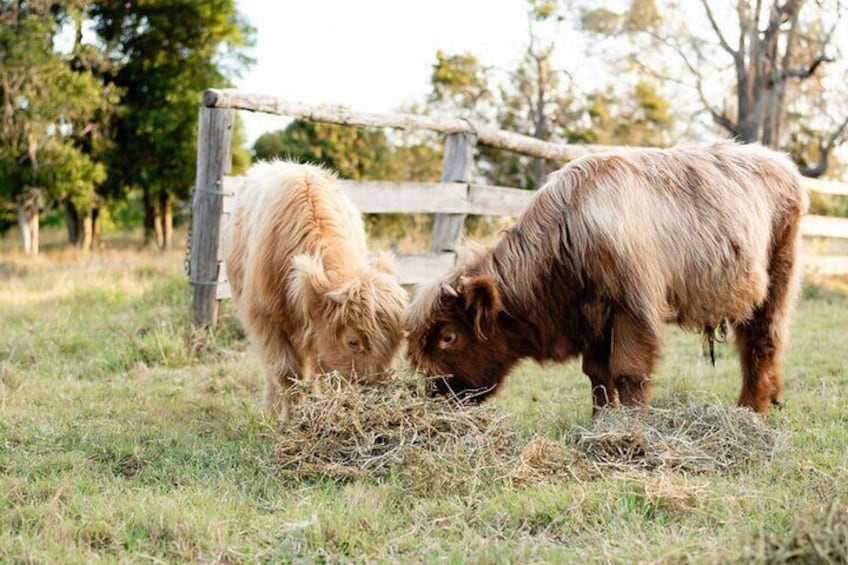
(645, 29, 741, 137)
(798, 114, 848, 177)
(779, 54, 836, 81)
(700, 0, 741, 59)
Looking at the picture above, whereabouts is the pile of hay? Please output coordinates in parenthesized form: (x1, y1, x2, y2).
(274, 375, 783, 485)
(572, 397, 783, 473)
(274, 372, 587, 488)
(277, 373, 506, 478)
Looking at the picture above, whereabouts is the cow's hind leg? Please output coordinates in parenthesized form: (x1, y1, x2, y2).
(610, 311, 660, 407)
(582, 329, 617, 414)
(734, 214, 801, 414)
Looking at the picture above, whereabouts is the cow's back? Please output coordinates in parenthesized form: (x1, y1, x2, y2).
(531, 143, 805, 329)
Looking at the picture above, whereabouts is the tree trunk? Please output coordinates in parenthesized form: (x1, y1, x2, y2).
(158, 190, 173, 251)
(64, 201, 98, 251)
(80, 213, 94, 252)
(91, 208, 100, 251)
(153, 206, 164, 249)
(29, 210, 39, 255)
(142, 187, 159, 247)
(16, 205, 39, 255)
(16, 187, 42, 256)
(65, 201, 81, 246)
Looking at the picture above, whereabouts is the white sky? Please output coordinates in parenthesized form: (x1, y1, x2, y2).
(234, 0, 578, 144)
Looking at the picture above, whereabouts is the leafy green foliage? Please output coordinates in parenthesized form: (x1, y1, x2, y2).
(573, 81, 673, 147)
(428, 45, 674, 189)
(430, 50, 491, 111)
(0, 3, 113, 219)
(580, 0, 662, 35)
(92, 0, 254, 203)
(254, 120, 395, 180)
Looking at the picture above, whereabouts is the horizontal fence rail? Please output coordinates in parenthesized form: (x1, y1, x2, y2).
(204, 89, 610, 162)
(211, 176, 848, 300)
(190, 89, 848, 326)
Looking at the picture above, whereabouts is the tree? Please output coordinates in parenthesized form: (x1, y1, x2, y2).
(0, 1, 112, 254)
(429, 16, 574, 188)
(572, 81, 674, 147)
(428, 1, 675, 189)
(581, 0, 848, 177)
(92, 0, 253, 250)
(254, 120, 395, 180)
(254, 119, 444, 183)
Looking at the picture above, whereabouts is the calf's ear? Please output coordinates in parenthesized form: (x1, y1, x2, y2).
(459, 274, 503, 339)
(371, 252, 397, 275)
(290, 254, 330, 310)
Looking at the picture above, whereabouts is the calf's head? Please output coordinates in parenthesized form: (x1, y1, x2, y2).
(291, 254, 407, 381)
(405, 272, 518, 402)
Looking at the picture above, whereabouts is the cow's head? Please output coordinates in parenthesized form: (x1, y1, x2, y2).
(291, 253, 406, 381)
(404, 271, 520, 403)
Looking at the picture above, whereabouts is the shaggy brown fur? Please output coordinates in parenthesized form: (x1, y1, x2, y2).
(224, 161, 407, 420)
(405, 142, 807, 415)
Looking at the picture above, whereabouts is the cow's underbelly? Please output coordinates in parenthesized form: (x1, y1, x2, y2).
(665, 264, 769, 329)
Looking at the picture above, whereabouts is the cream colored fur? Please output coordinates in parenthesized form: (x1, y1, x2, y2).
(223, 161, 407, 420)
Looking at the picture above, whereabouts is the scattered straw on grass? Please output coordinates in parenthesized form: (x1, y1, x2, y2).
(741, 499, 848, 563)
(274, 375, 784, 487)
(572, 397, 784, 473)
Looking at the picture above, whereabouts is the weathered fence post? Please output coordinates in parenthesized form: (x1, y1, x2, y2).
(190, 106, 234, 327)
(431, 132, 476, 254)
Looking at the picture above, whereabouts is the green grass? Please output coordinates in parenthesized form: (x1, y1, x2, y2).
(1, 248, 847, 563)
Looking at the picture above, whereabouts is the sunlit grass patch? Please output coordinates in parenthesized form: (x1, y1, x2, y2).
(740, 499, 848, 563)
(0, 248, 846, 562)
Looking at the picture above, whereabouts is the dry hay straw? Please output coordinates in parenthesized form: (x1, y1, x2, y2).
(273, 372, 586, 489)
(274, 375, 784, 488)
(572, 396, 785, 473)
(741, 499, 848, 563)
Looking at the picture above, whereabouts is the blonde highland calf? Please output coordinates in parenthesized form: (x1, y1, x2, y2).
(223, 161, 407, 420)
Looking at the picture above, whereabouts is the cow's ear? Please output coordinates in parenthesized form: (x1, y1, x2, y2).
(371, 252, 396, 275)
(290, 254, 330, 308)
(459, 274, 502, 339)
(324, 280, 357, 306)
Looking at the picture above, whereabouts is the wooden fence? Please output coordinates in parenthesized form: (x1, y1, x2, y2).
(189, 88, 848, 327)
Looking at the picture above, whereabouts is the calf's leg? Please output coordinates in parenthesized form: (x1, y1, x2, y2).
(247, 311, 304, 421)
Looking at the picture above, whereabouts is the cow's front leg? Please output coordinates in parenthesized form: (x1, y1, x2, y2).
(609, 311, 660, 406)
(255, 331, 307, 423)
(265, 365, 292, 421)
(582, 329, 618, 414)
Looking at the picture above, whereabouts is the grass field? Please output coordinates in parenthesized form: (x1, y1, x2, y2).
(1, 241, 847, 563)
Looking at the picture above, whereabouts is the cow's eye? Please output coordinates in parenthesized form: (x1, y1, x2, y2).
(346, 336, 360, 350)
(439, 332, 457, 349)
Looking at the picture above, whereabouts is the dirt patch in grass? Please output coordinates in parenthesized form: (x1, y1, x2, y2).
(274, 373, 784, 489)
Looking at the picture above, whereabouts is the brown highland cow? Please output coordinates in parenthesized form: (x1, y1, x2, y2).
(406, 142, 807, 415)
(224, 161, 407, 420)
